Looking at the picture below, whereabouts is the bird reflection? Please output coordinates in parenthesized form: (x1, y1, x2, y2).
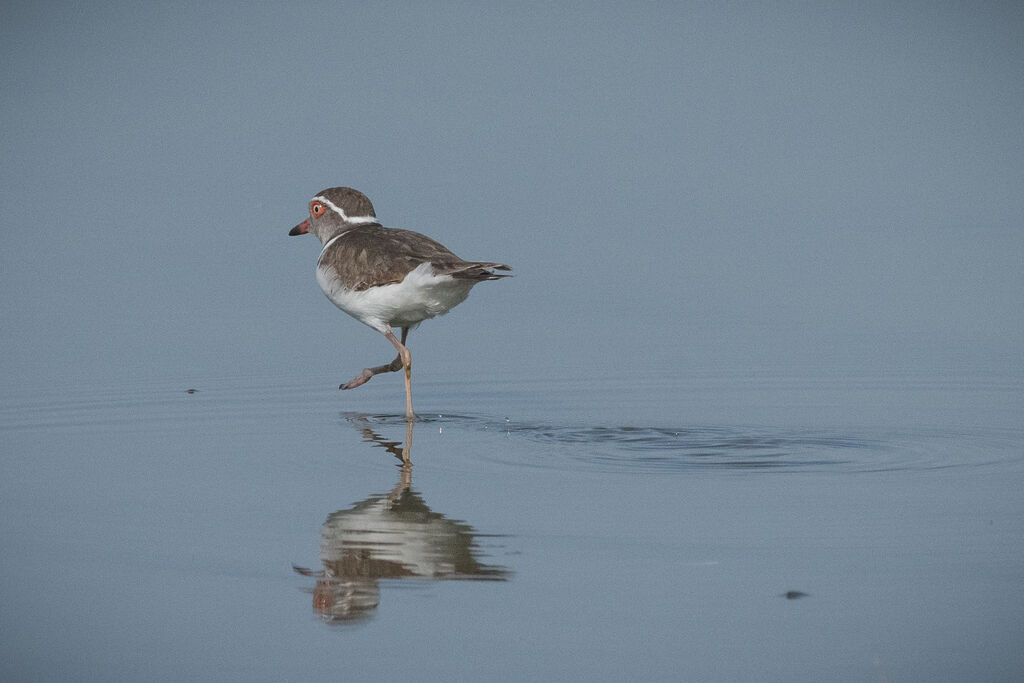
(294, 415, 509, 624)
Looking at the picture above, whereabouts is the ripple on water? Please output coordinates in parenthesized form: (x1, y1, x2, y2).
(4, 385, 1021, 477)
(375, 414, 1024, 475)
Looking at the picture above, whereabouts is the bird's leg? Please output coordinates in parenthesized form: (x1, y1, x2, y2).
(339, 335, 404, 390)
(338, 356, 402, 390)
(384, 327, 414, 421)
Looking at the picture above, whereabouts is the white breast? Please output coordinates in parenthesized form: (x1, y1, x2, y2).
(316, 262, 476, 333)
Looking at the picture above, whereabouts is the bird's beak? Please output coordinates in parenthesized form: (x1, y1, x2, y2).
(289, 219, 311, 236)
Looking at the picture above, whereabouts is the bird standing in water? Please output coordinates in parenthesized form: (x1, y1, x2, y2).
(289, 187, 511, 420)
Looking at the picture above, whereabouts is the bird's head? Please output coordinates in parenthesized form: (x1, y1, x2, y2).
(289, 186, 378, 244)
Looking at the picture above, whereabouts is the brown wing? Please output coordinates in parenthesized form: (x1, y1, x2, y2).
(319, 225, 510, 291)
(437, 261, 513, 282)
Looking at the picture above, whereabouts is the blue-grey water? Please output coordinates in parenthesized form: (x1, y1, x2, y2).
(3, 2, 1024, 680)
(2, 370, 1022, 680)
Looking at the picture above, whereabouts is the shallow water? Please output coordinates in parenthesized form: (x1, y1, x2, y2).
(2, 371, 1023, 680)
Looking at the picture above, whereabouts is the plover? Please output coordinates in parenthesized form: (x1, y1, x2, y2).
(289, 187, 511, 420)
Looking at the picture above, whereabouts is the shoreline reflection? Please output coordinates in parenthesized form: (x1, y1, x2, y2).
(294, 415, 509, 624)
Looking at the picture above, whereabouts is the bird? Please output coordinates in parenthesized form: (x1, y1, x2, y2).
(288, 187, 511, 420)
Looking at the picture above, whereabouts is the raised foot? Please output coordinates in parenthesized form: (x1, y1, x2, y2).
(340, 368, 374, 390)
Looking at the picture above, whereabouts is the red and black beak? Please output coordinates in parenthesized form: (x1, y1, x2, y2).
(289, 218, 310, 236)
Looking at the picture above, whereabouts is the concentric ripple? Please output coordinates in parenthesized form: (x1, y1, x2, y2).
(391, 414, 1024, 475)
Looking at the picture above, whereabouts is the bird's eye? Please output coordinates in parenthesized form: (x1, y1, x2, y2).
(310, 201, 326, 217)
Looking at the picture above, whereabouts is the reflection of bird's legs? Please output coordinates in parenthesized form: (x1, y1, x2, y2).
(339, 329, 408, 391)
(388, 463, 413, 504)
(386, 422, 414, 503)
(402, 418, 413, 465)
(347, 412, 414, 465)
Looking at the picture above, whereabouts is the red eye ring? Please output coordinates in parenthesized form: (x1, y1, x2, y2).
(310, 201, 326, 217)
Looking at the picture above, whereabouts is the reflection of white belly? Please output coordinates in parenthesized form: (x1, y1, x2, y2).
(322, 499, 457, 578)
(317, 262, 474, 333)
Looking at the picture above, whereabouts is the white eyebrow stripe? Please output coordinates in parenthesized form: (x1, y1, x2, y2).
(314, 195, 378, 224)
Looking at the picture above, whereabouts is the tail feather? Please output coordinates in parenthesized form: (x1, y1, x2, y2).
(445, 262, 513, 281)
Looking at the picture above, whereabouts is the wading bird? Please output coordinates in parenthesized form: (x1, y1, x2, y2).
(289, 187, 511, 420)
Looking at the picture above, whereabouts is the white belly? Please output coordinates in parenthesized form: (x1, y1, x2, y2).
(317, 262, 475, 332)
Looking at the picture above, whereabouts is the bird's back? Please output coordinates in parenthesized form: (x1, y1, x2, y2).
(319, 224, 509, 292)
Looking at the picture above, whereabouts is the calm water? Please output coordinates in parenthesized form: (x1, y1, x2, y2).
(1, 370, 1022, 681)
(4, 3, 1023, 680)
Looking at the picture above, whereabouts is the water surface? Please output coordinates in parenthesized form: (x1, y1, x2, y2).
(2, 371, 1022, 680)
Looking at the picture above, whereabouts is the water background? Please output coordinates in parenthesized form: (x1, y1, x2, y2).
(2, 2, 1023, 680)
(2, 371, 1022, 680)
